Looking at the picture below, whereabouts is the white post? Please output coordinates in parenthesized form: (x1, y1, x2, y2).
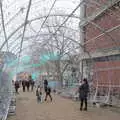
(79, 0, 85, 80)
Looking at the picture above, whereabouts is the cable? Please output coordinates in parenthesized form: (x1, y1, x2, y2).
(13, 0, 33, 75)
(0, 8, 25, 34)
(14, 0, 57, 55)
(34, 0, 57, 41)
(0, 13, 79, 51)
(18, 0, 32, 59)
(0, 0, 9, 51)
(39, 0, 84, 47)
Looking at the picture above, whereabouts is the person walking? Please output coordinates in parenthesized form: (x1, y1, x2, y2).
(26, 80, 30, 91)
(44, 79, 48, 92)
(44, 86, 52, 102)
(31, 80, 35, 91)
(79, 78, 89, 111)
(26, 75, 31, 92)
(28, 75, 34, 91)
(36, 86, 42, 103)
(15, 80, 20, 94)
(22, 79, 26, 92)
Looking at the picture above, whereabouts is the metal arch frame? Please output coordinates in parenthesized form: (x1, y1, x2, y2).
(1, 0, 83, 69)
(34, 0, 57, 41)
(28, 22, 80, 35)
(42, 0, 118, 52)
(30, 20, 119, 53)
(44, 0, 84, 44)
(3, 20, 119, 58)
(18, 0, 32, 59)
(10, 34, 80, 54)
(0, 7, 25, 34)
(13, 35, 92, 70)
(5, 13, 80, 50)
(0, 0, 83, 51)
(1, 11, 118, 52)
(0, 14, 80, 51)
(13, 33, 85, 56)
(9, 20, 119, 56)
(9, 29, 80, 53)
(43, 25, 79, 32)
(0, 0, 9, 51)
(0, 1, 119, 53)
(14, 0, 33, 75)
(9, 23, 119, 58)
(12, 0, 57, 61)
(8, 25, 79, 50)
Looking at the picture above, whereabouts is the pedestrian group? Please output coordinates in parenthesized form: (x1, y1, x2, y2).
(14, 76, 89, 111)
(14, 76, 52, 103)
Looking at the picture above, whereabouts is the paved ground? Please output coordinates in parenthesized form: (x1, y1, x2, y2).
(8, 90, 120, 120)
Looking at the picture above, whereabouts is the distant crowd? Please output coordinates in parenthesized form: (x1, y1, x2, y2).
(13, 77, 53, 103)
(13, 75, 35, 93)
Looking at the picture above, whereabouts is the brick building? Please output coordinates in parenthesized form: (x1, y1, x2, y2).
(80, 0, 120, 95)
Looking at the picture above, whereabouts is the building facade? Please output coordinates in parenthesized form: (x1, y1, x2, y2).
(80, 0, 120, 104)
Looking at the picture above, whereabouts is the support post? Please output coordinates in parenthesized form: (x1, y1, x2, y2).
(79, 0, 85, 81)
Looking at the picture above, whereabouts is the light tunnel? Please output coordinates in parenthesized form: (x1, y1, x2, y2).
(0, 0, 120, 119)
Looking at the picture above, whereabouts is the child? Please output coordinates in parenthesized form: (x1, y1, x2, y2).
(36, 86, 42, 103)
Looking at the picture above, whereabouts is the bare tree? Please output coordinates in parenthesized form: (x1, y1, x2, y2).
(28, 15, 80, 88)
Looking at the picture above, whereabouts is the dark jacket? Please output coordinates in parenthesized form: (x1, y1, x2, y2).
(44, 80, 48, 92)
(46, 87, 51, 94)
(32, 81, 35, 86)
(15, 81, 20, 88)
(30, 80, 35, 86)
(79, 83, 89, 99)
(22, 80, 26, 86)
(44, 80, 48, 86)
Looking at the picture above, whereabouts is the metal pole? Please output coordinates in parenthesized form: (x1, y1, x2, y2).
(79, 0, 85, 81)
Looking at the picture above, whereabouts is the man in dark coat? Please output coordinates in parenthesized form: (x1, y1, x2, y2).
(15, 80, 20, 94)
(31, 80, 35, 91)
(26, 80, 30, 91)
(22, 79, 26, 92)
(44, 86, 52, 102)
(44, 79, 48, 92)
(26, 75, 32, 92)
(79, 78, 89, 111)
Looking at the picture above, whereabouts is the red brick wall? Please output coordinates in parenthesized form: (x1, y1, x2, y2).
(85, 1, 120, 52)
(86, 0, 108, 17)
(93, 61, 120, 88)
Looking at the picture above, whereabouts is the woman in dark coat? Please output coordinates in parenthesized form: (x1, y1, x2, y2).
(79, 78, 89, 111)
